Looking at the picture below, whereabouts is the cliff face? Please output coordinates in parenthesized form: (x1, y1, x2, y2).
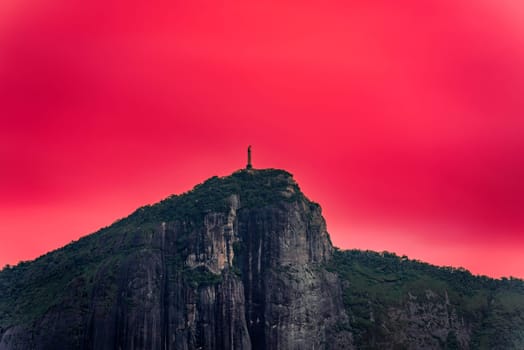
(0, 169, 353, 350)
(1, 168, 524, 350)
(331, 250, 524, 350)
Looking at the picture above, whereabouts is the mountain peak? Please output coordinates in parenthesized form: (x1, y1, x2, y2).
(2, 168, 524, 349)
(121, 168, 309, 229)
(0, 167, 346, 349)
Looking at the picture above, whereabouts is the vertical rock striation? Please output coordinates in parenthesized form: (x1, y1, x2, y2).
(0, 169, 353, 349)
(3, 168, 523, 349)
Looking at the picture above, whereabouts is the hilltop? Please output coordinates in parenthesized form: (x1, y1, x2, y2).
(1, 168, 523, 349)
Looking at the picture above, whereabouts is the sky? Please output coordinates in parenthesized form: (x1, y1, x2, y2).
(1, 0, 523, 278)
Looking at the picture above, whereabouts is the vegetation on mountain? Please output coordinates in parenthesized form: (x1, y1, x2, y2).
(329, 249, 524, 349)
(0, 169, 302, 331)
(1, 168, 523, 349)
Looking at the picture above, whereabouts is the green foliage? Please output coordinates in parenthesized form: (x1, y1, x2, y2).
(329, 249, 524, 349)
(0, 168, 303, 330)
(0, 236, 104, 327)
(4, 167, 523, 349)
(182, 266, 222, 288)
(121, 168, 303, 227)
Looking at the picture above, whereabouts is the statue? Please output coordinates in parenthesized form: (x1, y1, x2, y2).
(246, 145, 253, 169)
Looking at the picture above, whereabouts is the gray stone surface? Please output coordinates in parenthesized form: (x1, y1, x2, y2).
(0, 170, 353, 350)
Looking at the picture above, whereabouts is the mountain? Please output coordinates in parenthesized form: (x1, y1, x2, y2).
(0, 168, 523, 349)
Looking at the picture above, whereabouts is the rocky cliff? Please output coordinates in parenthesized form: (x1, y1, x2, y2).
(330, 250, 524, 349)
(0, 169, 352, 350)
(1, 168, 523, 350)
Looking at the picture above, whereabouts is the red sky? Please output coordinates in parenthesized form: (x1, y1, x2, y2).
(1, 0, 523, 278)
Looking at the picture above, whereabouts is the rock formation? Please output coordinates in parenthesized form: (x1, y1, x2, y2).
(0, 169, 353, 349)
(1, 168, 523, 349)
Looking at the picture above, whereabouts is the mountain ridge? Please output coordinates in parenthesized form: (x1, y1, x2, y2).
(1, 168, 523, 349)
